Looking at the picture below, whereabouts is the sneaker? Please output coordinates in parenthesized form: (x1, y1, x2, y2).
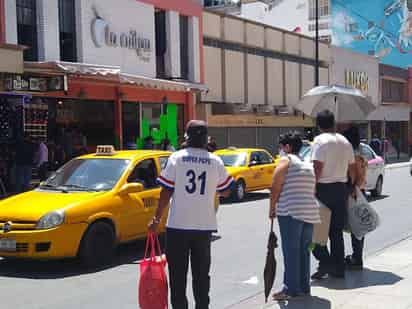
(345, 255, 363, 270)
(311, 269, 328, 280)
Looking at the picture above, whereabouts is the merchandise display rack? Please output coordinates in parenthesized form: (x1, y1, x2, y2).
(23, 102, 48, 141)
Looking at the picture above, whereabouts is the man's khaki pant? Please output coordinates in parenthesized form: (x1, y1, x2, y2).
(313, 203, 331, 246)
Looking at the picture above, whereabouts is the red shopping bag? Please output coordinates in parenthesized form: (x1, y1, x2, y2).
(138, 233, 168, 309)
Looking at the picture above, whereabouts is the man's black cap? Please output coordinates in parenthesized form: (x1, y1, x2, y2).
(186, 120, 208, 136)
(185, 120, 208, 148)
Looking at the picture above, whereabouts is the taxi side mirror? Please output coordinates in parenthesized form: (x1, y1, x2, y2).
(249, 160, 258, 167)
(118, 183, 144, 196)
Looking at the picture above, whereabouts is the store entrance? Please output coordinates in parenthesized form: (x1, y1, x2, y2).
(48, 99, 115, 160)
(122, 102, 140, 150)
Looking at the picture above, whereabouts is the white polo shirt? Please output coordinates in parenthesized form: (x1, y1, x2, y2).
(157, 147, 233, 232)
(311, 133, 355, 184)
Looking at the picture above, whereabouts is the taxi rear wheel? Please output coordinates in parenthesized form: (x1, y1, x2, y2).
(79, 221, 115, 267)
(232, 180, 246, 202)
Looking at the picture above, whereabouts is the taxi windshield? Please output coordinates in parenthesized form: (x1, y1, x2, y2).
(41, 159, 130, 192)
(218, 153, 247, 167)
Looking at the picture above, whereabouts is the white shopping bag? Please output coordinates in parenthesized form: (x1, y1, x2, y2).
(347, 188, 380, 240)
(312, 201, 331, 246)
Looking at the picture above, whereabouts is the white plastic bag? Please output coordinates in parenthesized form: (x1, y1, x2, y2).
(347, 188, 380, 240)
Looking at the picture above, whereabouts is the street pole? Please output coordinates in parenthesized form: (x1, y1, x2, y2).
(315, 0, 320, 86)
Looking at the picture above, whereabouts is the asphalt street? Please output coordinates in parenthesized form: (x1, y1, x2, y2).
(0, 166, 411, 309)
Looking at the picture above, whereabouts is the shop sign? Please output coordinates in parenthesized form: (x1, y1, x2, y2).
(91, 7, 152, 63)
(4, 75, 67, 92)
(345, 70, 369, 93)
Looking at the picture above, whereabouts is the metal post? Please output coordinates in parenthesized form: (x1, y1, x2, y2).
(315, 0, 320, 86)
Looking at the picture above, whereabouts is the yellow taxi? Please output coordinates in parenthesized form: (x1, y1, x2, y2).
(0, 146, 173, 266)
(214, 148, 276, 201)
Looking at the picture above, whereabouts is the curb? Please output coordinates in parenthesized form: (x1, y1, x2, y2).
(385, 162, 411, 170)
(229, 235, 412, 309)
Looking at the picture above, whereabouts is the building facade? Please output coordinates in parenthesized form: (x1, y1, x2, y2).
(218, 0, 412, 156)
(200, 10, 330, 154)
(227, 0, 332, 41)
(0, 0, 204, 148)
(329, 46, 380, 139)
(0, 0, 204, 192)
(0, 0, 27, 195)
(233, 0, 412, 69)
(368, 64, 410, 160)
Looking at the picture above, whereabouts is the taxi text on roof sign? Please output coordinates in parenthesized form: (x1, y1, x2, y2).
(96, 145, 116, 156)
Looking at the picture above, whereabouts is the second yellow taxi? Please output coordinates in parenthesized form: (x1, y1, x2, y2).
(214, 147, 277, 201)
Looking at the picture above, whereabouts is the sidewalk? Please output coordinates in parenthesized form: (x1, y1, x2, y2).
(231, 236, 412, 309)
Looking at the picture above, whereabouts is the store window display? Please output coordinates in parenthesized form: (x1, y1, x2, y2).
(49, 99, 115, 156)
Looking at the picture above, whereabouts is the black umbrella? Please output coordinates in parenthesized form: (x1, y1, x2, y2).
(263, 219, 278, 303)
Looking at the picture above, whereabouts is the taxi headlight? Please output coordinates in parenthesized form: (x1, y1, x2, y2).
(36, 210, 65, 229)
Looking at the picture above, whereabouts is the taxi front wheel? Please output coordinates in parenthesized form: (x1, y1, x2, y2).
(79, 221, 115, 267)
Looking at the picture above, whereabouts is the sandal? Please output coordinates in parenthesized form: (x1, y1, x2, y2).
(272, 291, 292, 301)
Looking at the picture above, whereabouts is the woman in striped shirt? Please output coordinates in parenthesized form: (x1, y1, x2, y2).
(270, 132, 320, 301)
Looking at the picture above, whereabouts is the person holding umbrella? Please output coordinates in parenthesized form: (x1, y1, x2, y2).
(311, 110, 356, 280)
(269, 132, 320, 300)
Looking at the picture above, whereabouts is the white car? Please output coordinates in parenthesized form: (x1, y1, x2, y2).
(300, 143, 385, 197)
(410, 157, 412, 176)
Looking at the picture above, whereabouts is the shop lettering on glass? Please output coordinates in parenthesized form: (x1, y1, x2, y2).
(91, 7, 152, 62)
(345, 70, 369, 93)
(4, 75, 65, 92)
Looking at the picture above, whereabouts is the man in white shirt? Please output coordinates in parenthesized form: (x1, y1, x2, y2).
(149, 120, 233, 309)
(311, 110, 356, 280)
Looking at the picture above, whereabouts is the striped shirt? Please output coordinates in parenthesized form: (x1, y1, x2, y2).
(277, 154, 320, 224)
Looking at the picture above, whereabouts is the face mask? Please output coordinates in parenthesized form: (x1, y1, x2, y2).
(279, 149, 287, 157)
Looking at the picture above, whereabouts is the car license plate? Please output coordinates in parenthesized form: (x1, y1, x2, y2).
(0, 239, 16, 251)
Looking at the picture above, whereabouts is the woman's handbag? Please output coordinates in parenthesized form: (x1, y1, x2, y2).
(347, 188, 380, 240)
(138, 233, 168, 309)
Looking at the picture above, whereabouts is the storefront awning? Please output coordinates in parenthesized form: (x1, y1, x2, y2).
(24, 61, 208, 92)
(367, 104, 410, 122)
(119, 73, 208, 92)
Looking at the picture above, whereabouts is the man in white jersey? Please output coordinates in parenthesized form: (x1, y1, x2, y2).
(148, 120, 233, 309)
(311, 110, 356, 280)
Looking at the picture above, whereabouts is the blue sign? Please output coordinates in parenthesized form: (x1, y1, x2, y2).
(332, 0, 412, 68)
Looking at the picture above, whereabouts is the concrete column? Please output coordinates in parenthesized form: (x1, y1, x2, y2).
(74, 0, 84, 62)
(4, 0, 17, 44)
(188, 16, 200, 83)
(165, 11, 181, 78)
(37, 0, 60, 61)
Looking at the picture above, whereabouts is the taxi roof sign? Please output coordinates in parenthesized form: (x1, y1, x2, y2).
(96, 145, 116, 156)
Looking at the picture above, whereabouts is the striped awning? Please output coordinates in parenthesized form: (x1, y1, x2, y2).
(24, 61, 208, 92)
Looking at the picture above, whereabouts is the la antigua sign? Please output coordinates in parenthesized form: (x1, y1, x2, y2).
(91, 7, 152, 62)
